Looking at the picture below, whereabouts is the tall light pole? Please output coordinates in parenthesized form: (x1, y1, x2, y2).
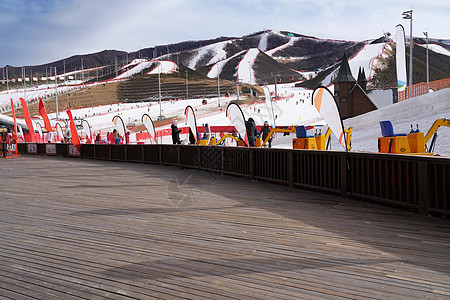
(403, 9, 413, 99)
(185, 70, 188, 100)
(81, 58, 84, 87)
(64, 59, 69, 109)
(272, 72, 280, 98)
(51, 67, 59, 118)
(158, 61, 164, 120)
(5, 67, 8, 91)
(217, 72, 220, 107)
(248, 62, 252, 86)
(423, 31, 429, 93)
(236, 80, 241, 101)
(22, 67, 26, 100)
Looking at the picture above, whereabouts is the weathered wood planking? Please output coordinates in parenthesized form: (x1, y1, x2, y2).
(0, 156, 449, 299)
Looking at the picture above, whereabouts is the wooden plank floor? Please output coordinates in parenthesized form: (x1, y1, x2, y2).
(1, 156, 450, 299)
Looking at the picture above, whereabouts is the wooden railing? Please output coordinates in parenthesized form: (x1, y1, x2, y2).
(18, 143, 450, 216)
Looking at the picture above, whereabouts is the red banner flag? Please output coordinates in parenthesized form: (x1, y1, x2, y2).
(66, 109, 81, 151)
(10, 98, 17, 136)
(20, 98, 35, 142)
(38, 99, 52, 132)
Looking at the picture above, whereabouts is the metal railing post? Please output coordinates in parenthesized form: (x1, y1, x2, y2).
(249, 149, 254, 180)
(418, 160, 430, 214)
(340, 153, 348, 198)
(287, 151, 293, 187)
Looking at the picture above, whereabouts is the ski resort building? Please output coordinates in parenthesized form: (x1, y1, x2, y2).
(333, 55, 377, 119)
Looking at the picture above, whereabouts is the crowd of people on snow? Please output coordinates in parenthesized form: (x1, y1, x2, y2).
(171, 118, 273, 148)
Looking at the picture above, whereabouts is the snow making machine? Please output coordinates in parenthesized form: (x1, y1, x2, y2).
(292, 126, 353, 151)
(378, 119, 450, 155)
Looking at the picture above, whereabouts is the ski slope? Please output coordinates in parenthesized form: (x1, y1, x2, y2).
(418, 43, 450, 56)
(115, 60, 176, 79)
(4, 80, 450, 155)
(188, 41, 229, 69)
(237, 49, 259, 85)
(321, 42, 387, 86)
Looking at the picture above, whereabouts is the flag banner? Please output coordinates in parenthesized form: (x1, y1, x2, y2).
(184, 105, 198, 142)
(10, 98, 17, 136)
(263, 86, 276, 127)
(38, 99, 53, 131)
(67, 109, 81, 151)
(226, 102, 248, 146)
(36, 122, 44, 143)
(18, 125, 24, 140)
(56, 123, 64, 142)
(81, 119, 92, 143)
(395, 24, 407, 93)
(141, 114, 156, 143)
(20, 98, 35, 142)
(112, 115, 126, 139)
(312, 86, 346, 148)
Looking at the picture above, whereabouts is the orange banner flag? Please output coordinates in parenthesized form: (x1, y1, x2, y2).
(38, 99, 52, 132)
(10, 98, 17, 136)
(20, 98, 35, 142)
(66, 109, 81, 151)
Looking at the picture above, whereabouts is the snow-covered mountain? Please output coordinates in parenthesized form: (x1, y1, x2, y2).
(2, 30, 449, 95)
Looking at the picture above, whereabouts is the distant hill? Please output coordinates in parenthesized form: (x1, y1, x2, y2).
(2, 30, 449, 90)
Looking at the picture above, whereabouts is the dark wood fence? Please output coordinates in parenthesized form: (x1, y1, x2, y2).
(17, 143, 450, 216)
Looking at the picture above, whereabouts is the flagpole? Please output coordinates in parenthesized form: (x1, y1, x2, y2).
(403, 9, 413, 99)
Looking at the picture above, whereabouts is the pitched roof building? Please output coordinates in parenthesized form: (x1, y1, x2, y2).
(333, 54, 376, 119)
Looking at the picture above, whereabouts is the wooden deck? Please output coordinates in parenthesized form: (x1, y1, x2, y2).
(1, 156, 450, 299)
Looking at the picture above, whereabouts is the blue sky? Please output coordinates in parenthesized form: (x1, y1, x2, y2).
(0, 0, 449, 67)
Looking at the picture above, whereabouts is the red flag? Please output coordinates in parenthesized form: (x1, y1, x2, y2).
(66, 109, 81, 151)
(38, 99, 52, 131)
(10, 98, 17, 136)
(20, 98, 35, 142)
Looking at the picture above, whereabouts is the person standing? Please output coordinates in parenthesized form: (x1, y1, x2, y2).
(203, 123, 211, 144)
(114, 129, 121, 144)
(171, 120, 181, 144)
(46, 130, 53, 143)
(189, 128, 196, 145)
(64, 127, 71, 143)
(260, 121, 272, 148)
(246, 118, 258, 147)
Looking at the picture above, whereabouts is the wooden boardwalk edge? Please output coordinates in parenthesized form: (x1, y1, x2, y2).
(1, 156, 449, 299)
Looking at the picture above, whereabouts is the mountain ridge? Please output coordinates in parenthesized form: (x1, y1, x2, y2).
(2, 30, 449, 89)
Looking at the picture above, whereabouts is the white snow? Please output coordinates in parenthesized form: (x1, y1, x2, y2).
(344, 88, 450, 155)
(0, 84, 83, 110)
(418, 44, 450, 57)
(258, 31, 269, 51)
(207, 50, 246, 78)
(348, 42, 386, 80)
(146, 61, 177, 75)
(321, 42, 387, 87)
(3, 78, 450, 155)
(367, 89, 395, 109)
(265, 37, 296, 56)
(237, 49, 259, 85)
(188, 41, 229, 69)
